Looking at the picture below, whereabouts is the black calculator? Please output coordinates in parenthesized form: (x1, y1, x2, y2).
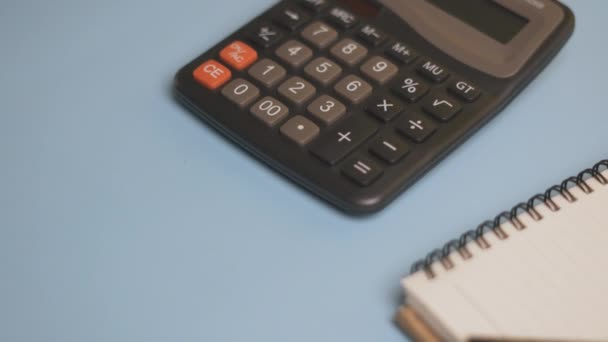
(174, 0, 574, 214)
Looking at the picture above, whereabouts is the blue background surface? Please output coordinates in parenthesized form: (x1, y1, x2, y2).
(1, 0, 606, 341)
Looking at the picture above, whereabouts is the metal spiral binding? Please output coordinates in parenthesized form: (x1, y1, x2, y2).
(410, 159, 608, 279)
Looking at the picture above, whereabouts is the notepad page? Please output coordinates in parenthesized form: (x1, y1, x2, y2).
(403, 170, 608, 342)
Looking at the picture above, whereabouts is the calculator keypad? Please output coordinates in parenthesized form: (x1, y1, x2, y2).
(250, 24, 283, 48)
(221, 79, 260, 108)
(366, 95, 403, 122)
(330, 38, 368, 66)
(276, 40, 313, 67)
(342, 156, 383, 186)
(360, 56, 398, 84)
(449, 80, 481, 102)
(370, 136, 410, 164)
(327, 7, 358, 29)
(396, 112, 437, 143)
(278, 76, 316, 105)
(274, 7, 309, 31)
(417, 59, 450, 83)
(193, 60, 232, 90)
(421, 94, 462, 121)
(387, 41, 417, 65)
(187, 0, 485, 191)
(307, 95, 346, 125)
(219, 41, 258, 71)
(301, 21, 338, 49)
(334, 75, 372, 104)
(248, 58, 286, 88)
(392, 74, 429, 103)
(304, 57, 342, 86)
(311, 115, 378, 165)
(281, 115, 320, 145)
(250, 96, 289, 127)
(357, 24, 387, 47)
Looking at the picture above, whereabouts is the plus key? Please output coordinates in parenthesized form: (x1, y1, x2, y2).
(311, 116, 378, 165)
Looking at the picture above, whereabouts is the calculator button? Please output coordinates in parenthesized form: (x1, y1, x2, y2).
(330, 39, 368, 67)
(193, 59, 232, 90)
(249, 24, 283, 48)
(422, 94, 462, 121)
(280, 115, 320, 146)
(357, 24, 387, 47)
(365, 95, 403, 122)
(301, 21, 338, 49)
(278, 76, 316, 105)
(370, 136, 410, 164)
(396, 112, 437, 143)
(275, 40, 313, 68)
(219, 41, 258, 71)
(334, 75, 372, 104)
(248, 59, 286, 88)
(417, 60, 450, 83)
(250, 96, 289, 127)
(304, 57, 342, 86)
(222, 78, 260, 108)
(327, 7, 358, 29)
(301, 0, 329, 13)
(274, 7, 309, 31)
(307, 95, 346, 125)
(311, 115, 378, 165)
(449, 80, 481, 102)
(342, 156, 383, 187)
(386, 41, 417, 65)
(360, 56, 399, 84)
(392, 74, 429, 103)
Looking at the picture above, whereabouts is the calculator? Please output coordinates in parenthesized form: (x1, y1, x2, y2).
(174, 0, 574, 214)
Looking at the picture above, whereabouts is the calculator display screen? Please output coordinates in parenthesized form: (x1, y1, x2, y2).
(336, 0, 381, 18)
(426, 0, 529, 44)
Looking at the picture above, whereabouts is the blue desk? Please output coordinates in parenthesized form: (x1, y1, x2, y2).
(1, 1, 606, 341)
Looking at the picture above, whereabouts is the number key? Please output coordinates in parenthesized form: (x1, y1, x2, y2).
(276, 40, 313, 68)
(250, 96, 289, 127)
(360, 56, 398, 84)
(334, 75, 372, 104)
(330, 38, 368, 66)
(304, 57, 342, 86)
(222, 79, 260, 108)
(278, 76, 316, 105)
(248, 59, 286, 88)
(307, 95, 346, 125)
(301, 21, 338, 49)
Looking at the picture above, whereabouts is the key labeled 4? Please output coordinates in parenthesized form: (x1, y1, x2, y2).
(220, 41, 258, 71)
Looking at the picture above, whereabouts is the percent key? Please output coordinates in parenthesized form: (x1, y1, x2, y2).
(392, 74, 429, 103)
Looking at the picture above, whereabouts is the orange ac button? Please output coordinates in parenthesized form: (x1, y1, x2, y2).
(220, 41, 258, 71)
(193, 59, 232, 90)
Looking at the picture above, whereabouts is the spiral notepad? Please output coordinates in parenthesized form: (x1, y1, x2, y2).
(396, 160, 608, 342)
